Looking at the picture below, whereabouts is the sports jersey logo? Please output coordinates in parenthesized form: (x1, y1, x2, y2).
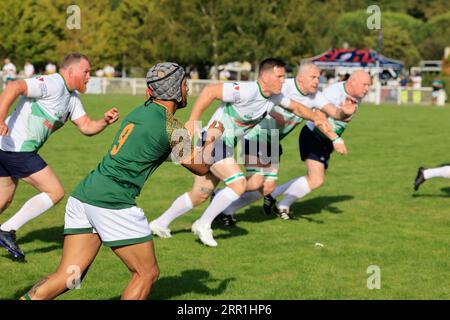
(40, 83, 48, 96)
(233, 82, 240, 91)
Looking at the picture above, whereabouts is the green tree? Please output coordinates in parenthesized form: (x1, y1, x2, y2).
(0, 0, 64, 71)
(418, 12, 450, 60)
(329, 10, 423, 67)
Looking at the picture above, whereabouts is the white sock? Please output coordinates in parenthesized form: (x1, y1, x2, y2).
(277, 176, 311, 210)
(198, 187, 240, 226)
(423, 166, 450, 180)
(0, 193, 54, 232)
(271, 178, 298, 198)
(154, 192, 193, 228)
(223, 191, 262, 216)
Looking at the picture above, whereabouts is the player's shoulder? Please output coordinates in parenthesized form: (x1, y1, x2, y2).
(322, 81, 345, 97)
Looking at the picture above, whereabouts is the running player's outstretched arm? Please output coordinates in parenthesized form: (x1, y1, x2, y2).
(285, 100, 333, 132)
(73, 108, 119, 136)
(321, 97, 357, 120)
(0, 80, 27, 135)
(313, 110, 348, 155)
(185, 83, 223, 136)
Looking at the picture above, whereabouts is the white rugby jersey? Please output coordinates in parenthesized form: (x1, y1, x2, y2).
(306, 81, 360, 137)
(246, 78, 329, 142)
(0, 73, 86, 152)
(205, 81, 291, 147)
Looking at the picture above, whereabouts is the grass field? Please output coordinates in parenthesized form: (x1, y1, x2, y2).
(0, 94, 449, 300)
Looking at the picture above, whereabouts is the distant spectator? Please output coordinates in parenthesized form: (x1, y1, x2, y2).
(45, 62, 57, 74)
(95, 69, 105, 77)
(432, 76, 445, 106)
(399, 75, 408, 87)
(103, 64, 115, 77)
(319, 70, 327, 84)
(327, 75, 335, 85)
(219, 68, 230, 81)
(189, 67, 199, 80)
(2, 58, 16, 88)
(23, 60, 35, 78)
(411, 72, 422, 89)
(337, 73, 346, 82)
(387, 77, 399, 87)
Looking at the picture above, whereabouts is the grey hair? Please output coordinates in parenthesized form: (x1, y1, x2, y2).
(297, 61, 319, 75)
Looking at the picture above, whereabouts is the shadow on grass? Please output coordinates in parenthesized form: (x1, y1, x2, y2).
(411, 186, 450, 198)
(0, 226, 64, 262)
(233, 195, 354, 225)
(19, 226, 64, 245)
(0, 250, 28, 263)
(169, 224, 249, 241)
(149, 269, 235, 300)
(106, 269, 235, 300)
(19, 226, 64, 255)
(291, 195, 354, 222)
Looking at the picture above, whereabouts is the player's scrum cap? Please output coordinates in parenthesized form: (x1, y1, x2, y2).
(146, 62, 186, 103)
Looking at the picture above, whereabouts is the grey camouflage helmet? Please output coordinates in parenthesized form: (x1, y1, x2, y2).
(146, 62, 186, 103)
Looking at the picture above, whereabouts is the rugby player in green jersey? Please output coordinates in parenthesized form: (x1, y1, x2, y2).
(20, 62, 222, 300)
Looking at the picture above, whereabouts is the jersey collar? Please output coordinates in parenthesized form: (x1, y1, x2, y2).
(256, 81, 270, 99)
(57, 73, 74, 93)
(294, 79, 307, 96)
(342, 81, 350, 96)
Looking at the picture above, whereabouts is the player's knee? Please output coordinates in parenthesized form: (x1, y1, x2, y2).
(309, 177, 324, 190)
(137, 265, 160, 286)
(227, 179, 247, 196)
(48, 188, 65, 204)
(189, 190, 209, 206)
(0, 198, 13, 213)
(246, 175, 264, 191)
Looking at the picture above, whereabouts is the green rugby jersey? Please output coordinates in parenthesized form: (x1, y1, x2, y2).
(72, 102, 183, 209)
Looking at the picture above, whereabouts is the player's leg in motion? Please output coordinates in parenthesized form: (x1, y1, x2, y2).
(112, 240, 160, 300)
(0, 166, 64, 258)
(272, 159, 324, 219)
(414, 166, 450, 191)
(21, 233, 102, 300)
(192, 157, 246, 247)
(149, 172, 220, 238)
(221, 164, 277, 219)
(0, 176, 18, 214)
(215, 166, 265, 225)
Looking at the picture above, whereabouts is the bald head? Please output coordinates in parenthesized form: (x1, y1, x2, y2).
(348, 70, 371, 84)
(346, 70, 371, 99)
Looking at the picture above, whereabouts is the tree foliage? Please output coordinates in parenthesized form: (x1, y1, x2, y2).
(0, 0, 448, 75)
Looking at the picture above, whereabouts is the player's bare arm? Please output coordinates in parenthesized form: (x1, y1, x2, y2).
(185, 83, 223, 136)
(179, 120, 224, 176)
(72, 107, 119, 136)
(321, 98, 356, 121)
(313, 110, 348, 155)
(0, 80, 28, 135)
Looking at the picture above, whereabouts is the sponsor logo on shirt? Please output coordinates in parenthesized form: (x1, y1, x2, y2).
(232, 82, 241, 103)
(40, 83, 48, 96)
